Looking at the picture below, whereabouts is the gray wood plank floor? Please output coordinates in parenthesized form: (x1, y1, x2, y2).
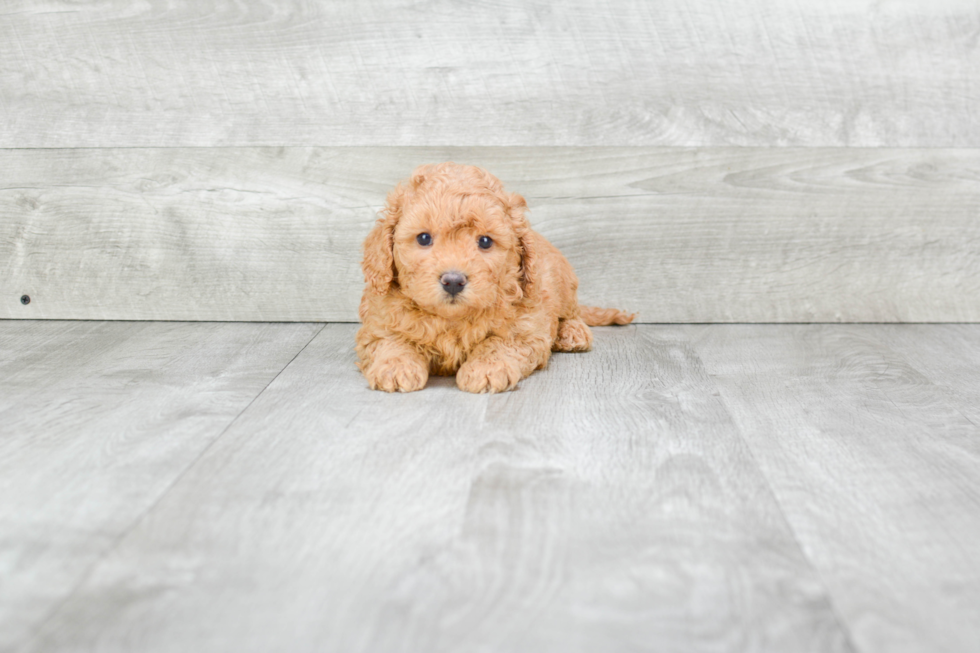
(0, 321, 323, 652)
(2, 321, 978, 652)
(687, 325, 980, 653)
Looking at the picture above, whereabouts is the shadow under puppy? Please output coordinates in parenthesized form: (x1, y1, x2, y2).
(357, 162, 634, 393)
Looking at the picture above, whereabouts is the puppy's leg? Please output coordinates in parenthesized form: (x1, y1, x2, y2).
(456, 335, 550, 394)
(358, 336, 429, 393)
(552, 318, 593, 352)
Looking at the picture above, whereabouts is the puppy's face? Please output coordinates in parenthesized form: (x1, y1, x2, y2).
(392, 191, 523, 318)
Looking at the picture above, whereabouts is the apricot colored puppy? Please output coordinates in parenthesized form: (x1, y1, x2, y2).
(356, 163, 634, 393)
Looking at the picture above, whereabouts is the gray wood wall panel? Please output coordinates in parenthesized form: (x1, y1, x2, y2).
(1, 0, 977, 148)
(0, 320, 321, 652)
(3, 147, 979, 322)
(688, 324, 980, 653)
(22, 324, 854, 653)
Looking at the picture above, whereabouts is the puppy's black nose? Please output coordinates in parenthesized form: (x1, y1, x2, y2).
(440, 271, 467, 297)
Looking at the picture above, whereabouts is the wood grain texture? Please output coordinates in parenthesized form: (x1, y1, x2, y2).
(21, 324, 853, 653)
(1, 0, 977, 148)
(0, 320, 321, 652)
(870, 325, 980, 427)
(3, 146, 980, 322)
(687, 324, 980, 653)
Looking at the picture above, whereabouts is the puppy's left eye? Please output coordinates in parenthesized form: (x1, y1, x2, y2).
(477, 235, 493, 250)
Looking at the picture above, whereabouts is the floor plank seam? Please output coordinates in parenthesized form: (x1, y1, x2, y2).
(701, 369, 864, 653)
(16, 323, 327, 652)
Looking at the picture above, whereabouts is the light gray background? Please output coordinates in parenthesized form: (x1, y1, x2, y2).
(3, 4, 980, 652)
(3, 0, 978, 321)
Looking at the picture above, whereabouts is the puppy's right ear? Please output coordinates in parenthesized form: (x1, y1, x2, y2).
(363, 168, 429, 294)
(362, 183, 406, 295)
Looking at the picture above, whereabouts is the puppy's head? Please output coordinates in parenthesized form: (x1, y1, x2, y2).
(362, 163, 536, 318)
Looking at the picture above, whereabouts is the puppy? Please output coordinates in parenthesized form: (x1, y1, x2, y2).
(356, 162, 634, 393)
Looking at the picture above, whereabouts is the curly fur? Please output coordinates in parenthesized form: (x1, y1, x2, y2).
(356, 162, 635, 393)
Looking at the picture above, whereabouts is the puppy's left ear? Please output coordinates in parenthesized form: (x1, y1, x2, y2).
(507, 192, 538, 296)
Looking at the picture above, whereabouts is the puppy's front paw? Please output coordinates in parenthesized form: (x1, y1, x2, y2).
(456, 358, 522, 393)
(365, 357, 428, 393)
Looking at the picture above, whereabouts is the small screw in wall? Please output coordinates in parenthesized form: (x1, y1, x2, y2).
(20, 295, 30, 305)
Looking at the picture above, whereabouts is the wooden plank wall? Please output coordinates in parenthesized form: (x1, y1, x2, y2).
(2, 0, 977, 148)
(2, 0, 978, 322)
(3, 147, 980, 322)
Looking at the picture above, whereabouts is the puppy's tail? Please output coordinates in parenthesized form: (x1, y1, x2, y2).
(580, 306, 636, 326)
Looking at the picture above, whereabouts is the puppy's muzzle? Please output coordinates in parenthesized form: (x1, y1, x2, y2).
(440, 271, 467, 298)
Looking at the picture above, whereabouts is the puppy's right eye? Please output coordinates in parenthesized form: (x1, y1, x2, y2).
(416, 233, 432, 246)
